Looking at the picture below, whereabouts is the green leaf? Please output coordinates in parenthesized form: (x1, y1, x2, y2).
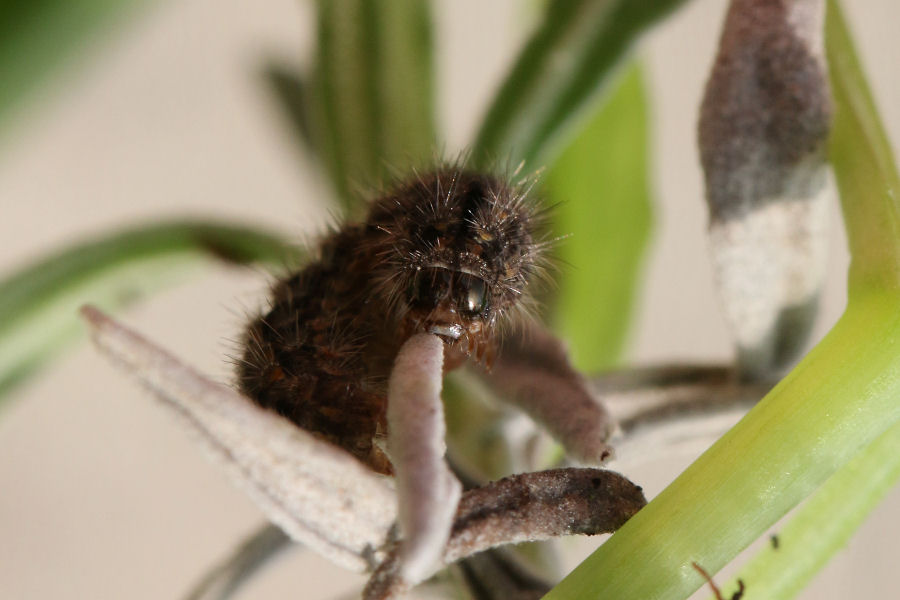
(470, 0, 688, 170)
(544, 2, 900, 599)
(309, 0, 436, 214)
(0, 221, 299, 401)
(0, 0, 150, 134)
(544, 61, 652, 371)
(723, 419, 900, 600)
(262, 63, 316, 156)
(827, 0, 900, 295)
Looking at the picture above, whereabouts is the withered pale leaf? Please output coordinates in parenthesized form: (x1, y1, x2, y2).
(80, 306, 396, 572)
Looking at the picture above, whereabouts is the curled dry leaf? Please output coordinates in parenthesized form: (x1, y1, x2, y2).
(699, 0, 833, 380)
(386, 333, 462, 586)
(484, 321, 614, 463)
(445, 467, 645, 563)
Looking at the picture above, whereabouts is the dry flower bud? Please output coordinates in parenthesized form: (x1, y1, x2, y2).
(699, 0, 832, 379)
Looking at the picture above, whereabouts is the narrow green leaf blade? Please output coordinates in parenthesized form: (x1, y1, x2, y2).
(0, 0, 150, 134)
(826, 0, 900, 294)
(544, 61, 652, 371)
(724, 419, 900, 600)
(263, 63, 316, 156)
(470, 0, 688, 170)
(0, 221, 298, 400)
(310, 0, 436, 214)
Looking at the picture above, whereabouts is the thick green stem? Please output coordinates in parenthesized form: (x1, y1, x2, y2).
(827, 0, 900, 293)
(710, 3, 900, 596)
(724, 417, 900, 599)
(545, 294, 900, 600)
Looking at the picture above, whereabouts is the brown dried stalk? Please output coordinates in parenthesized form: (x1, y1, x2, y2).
(594, 364, 771, 466)
(453, 548, 553, 600)
(363, 468, 646, 599)
(184, 524, 291, 600)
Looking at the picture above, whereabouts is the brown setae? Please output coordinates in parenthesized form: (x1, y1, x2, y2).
(238, 168, 546, 474)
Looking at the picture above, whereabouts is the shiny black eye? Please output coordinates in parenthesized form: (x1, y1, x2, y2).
(459, 274, 488, 314)
(409, 269, 451, 307)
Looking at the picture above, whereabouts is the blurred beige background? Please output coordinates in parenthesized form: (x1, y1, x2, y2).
(0, 1, 897, 598)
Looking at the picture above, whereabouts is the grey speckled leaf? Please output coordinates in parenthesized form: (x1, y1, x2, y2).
(364, 467, 646, 599)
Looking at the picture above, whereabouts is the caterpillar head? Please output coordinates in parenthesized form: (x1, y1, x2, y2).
(367, 168, 546, 364)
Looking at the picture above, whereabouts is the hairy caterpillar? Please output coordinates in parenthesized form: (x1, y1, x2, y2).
(238, 168, 547, 473)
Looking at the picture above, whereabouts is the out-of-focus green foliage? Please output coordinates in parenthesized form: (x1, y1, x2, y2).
(471, 0, 688, 170)
(0, 0, 150, 134)
(0, 221, 297, 401)
(306, 0, 436, 214)
(545, 62, 652, 371)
